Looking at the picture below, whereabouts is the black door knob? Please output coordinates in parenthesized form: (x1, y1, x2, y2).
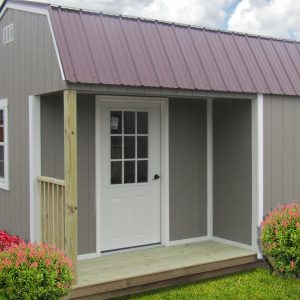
(153, 174, 161, 180)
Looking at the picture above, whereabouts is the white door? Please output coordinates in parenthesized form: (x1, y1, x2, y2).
(99, 101, 161, 252)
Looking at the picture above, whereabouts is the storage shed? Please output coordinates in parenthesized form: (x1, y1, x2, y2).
(0, 0, 299, 298)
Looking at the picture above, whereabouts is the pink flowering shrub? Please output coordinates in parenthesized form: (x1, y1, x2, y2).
(0, 243, 73, 299)
(0, 230, 24, 252)
(260, 203, 300, 277)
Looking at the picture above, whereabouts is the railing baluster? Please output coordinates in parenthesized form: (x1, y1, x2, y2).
(38, 176, 66, 252)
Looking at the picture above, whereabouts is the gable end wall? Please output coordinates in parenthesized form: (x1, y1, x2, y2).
(0, 8, 66, 239)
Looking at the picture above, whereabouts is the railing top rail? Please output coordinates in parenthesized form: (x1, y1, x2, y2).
(38, 176, 65, 186)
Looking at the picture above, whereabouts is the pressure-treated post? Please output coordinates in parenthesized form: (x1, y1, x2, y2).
(64, 90, 78, 283)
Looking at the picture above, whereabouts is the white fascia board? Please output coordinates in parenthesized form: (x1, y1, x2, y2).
(0, 1, 66, 81)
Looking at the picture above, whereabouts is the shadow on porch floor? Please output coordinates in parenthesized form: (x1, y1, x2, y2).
(70, 240, 262, 300)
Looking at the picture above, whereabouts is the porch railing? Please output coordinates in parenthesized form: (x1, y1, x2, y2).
(38, 176, 66, 251)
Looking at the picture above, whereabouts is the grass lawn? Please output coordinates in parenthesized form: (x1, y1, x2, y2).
(119, 268, 300, 300)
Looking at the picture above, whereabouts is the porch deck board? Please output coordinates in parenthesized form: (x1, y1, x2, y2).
(72, 240, 257, 299)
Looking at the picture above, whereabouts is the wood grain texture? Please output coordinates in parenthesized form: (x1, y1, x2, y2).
(64, 90, 78, 282)
(38, 177, 65, 250)
(41, 94, 96, 255)
(71, 260, 265, 300)
(69, 241, 257, 299)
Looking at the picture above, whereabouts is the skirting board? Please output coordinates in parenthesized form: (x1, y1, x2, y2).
(211, 236, 253, 251)
(78, 253, 98, 261)
(168, 236, 209, 246)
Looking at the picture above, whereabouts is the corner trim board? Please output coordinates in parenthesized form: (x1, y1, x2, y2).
(251, 94, 264, 258)
(207, 99, 213, 238)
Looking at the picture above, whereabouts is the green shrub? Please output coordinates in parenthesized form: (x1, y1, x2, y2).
(260, 203, 300, 277)
(0, 243, 73, 299)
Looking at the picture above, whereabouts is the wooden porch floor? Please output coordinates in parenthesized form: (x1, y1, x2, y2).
(70, 240, 262, 299)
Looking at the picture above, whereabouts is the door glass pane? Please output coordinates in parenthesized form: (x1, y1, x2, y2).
(137, 136, 148, 158)
(124, 111, 135, 134)
(137, 112, 148, 134)
(0, 146, 3, 161)
(124, 161, 135, 183)
(137, 160, 148, 183)
(111, 136, 122, 159)
(0, 126, 3, 143)
(110, 111, 122, 134)
(124, 136, 135, 159)
(111, 161, 122, 184)
(0, 110, 3, 125)
(0, 161, 4, 178)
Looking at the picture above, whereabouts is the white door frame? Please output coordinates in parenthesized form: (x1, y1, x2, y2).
(252, 94, 264, 257)
(95, 95, 169, 256)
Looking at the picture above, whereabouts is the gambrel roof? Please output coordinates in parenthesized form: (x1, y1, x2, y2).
(3, 0, 300, 95)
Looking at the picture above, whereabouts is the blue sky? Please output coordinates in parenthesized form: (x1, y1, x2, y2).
(2, 0, 300, 40)
(222, 0, 240, 29)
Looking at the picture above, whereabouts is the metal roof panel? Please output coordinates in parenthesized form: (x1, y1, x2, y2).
(49, 6, 300, 96)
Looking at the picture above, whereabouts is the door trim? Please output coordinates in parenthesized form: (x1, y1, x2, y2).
(95, 95, 169, 256)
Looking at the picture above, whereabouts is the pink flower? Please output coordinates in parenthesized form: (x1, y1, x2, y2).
(290, 260, 295, 269)
(45, 258, 52, 267)
(282, 220, 289, 228)
(30, 262, 38, 268)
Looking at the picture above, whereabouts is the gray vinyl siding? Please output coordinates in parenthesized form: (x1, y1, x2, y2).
(41, 94, 96, 255)
(263, 95, 300, 214)
(41, 94, 64, 179)
(213, 99, 252, 245)
(169, 99, 207, 241)
(0, 9, 66, 239)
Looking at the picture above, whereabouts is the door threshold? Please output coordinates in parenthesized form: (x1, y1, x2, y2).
(101, 243, 162, 256)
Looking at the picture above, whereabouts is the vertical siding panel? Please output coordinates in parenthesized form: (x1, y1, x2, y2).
(271, 97, 284, 208)
(169, 99, 207, 241)
(263, 96, 272, 213)
(282, 97, 295, 203)
(37, 15, 45, 92)
(53, 98, 64, 179)
(44, 17, 52, 93)
(294, 98, 300, 201)
(264, 95, 300, 215)
(77, 96, 90, 254)
(87, 96, 96, 253)
(14, 9, 22, 235)
(213, 99, 252, 245)
(41, 94, 64, 179)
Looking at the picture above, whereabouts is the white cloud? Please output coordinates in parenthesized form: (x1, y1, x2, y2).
(122, 0, 235, 28)
(228, 0, 300, 40)
(23, 0, 235, 29)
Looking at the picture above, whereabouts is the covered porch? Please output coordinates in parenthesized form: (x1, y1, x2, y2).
(29, 87, 263, 294)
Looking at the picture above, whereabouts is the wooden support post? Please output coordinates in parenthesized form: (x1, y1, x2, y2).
(64, 90, 78, 283)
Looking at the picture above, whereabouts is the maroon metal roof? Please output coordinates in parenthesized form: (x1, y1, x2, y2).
(49, 6, 300, 95)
